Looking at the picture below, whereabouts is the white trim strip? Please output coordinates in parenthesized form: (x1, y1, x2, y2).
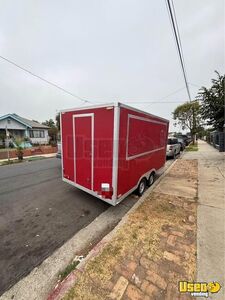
(127, 147, 165, 160)
(119, 103, 169, 123)
(63, 178, 117, 206)
(112, 105, 120, 201)
(73, 116, 76, 183)
(60, 112, 64, 180)
(72, 113, 94, 190)
(61, 103, 116, 113)
(128, 113, 168, 126)
(126, 113, 167, 161)
(91, 115, 94, 191)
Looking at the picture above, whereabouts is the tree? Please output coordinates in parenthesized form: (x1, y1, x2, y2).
(56, 113, 60, 131)
(198, 71, 224, 131)
(42, 119, 58, 145)
(14, 139, 24, 160)
(198, 127, 213, 140)
(173, 100, 201, 143)
(42, 119, 55, 128)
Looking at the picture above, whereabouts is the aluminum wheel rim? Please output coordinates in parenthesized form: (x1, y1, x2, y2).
(149, 175, 154, 185)
(139, 181, 145, 194)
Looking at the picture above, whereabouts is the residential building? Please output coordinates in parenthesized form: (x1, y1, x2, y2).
(0, 113, 50, 145)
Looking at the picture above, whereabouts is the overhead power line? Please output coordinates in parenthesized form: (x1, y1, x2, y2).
(95, 86, 190, 105)
(143, 86, 186, 109)
(170, 0, 185, 69)
(158, 85, 185, 100)
(188, 82, 201, 88)
(0, 55, 91, 104)
(165, 0, 192, 102)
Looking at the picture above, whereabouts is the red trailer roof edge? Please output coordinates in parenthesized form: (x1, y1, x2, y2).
(119, 103, 169, 123)
(60, 102, 116, 113)
(60, 102, 169, 123)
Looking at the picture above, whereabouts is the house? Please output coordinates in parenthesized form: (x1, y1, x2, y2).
(0, 113, 50, 145)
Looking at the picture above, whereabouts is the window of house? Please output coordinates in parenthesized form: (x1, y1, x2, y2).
(7, 118, 11, 124)
(29, 130, 45, 138)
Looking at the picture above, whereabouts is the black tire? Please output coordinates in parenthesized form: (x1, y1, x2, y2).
(136, 178, 147, 196)
(147, 172, 155, 187)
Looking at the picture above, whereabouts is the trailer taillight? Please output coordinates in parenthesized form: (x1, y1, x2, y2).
(101, 183, 110, 191)
(100, 183, 113, 198)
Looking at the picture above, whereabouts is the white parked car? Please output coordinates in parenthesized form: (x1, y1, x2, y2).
(166, 137, 181, 158)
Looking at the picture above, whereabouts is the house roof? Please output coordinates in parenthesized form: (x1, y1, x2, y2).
(0, 113, 49, 129)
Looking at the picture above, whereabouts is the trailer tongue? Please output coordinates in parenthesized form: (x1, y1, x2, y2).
(60, 102, 169, 205)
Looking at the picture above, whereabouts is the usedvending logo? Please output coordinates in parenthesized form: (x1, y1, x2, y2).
(179, 281, 221, 298)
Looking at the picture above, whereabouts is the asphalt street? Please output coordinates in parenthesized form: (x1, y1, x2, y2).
(0, 158, 110, 295)
(0, 157, 174, 295)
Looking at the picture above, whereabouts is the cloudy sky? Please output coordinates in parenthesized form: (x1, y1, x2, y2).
(0, 0, 224, 131)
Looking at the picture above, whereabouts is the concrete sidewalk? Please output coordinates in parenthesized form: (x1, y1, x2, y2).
(184, 140, 225, 299)
(0, 152, 56, 163)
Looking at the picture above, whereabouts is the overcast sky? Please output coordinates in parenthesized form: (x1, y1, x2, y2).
(0, 0, 224, 131)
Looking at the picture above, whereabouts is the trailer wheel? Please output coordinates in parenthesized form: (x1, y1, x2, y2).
(137, 178, 147, 196)
(148, 172, 155, 187)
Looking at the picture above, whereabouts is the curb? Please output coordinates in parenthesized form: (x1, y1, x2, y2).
(0, 153, 56, 161)
(0, 154, 56, 165)
(47, 159, 178, 300)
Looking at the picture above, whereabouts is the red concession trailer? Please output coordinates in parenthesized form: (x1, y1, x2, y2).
(61, 103, 169, 206)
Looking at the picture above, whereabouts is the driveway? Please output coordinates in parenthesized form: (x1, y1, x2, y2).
(0, 157, 173, 296)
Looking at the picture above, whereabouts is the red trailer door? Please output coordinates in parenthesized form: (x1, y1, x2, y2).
(73, 114, 94, 190)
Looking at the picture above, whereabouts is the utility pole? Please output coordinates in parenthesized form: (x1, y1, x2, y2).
(5, 125, 10, 162)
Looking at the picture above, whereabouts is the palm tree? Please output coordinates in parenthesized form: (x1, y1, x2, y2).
(14, 139, 24, 160)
